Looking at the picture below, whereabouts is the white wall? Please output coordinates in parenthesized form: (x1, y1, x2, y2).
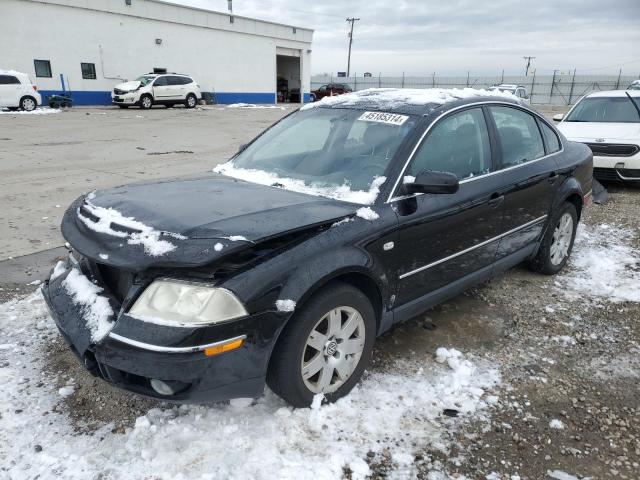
(0, 0, 313, 103)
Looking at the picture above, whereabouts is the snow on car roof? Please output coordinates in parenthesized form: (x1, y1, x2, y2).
(0, 69, 27, 76)
(301, 87, 518, 115)
(586, 90, 640, 98)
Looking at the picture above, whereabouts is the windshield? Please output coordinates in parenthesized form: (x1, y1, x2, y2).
(136, 75, 156, 86)
(565, 96, 640, 123)
(214, 108, 418, 203)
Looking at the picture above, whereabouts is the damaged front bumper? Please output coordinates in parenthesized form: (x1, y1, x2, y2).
(42, 255, 287, 403)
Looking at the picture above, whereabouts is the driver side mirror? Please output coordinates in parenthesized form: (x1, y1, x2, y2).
(404, 170, 459, 195)
(552, 113, 564, 122)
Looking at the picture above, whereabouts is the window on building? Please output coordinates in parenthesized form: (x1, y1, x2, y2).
(81, 63, 96, 80)
(34, 60, 52, 78)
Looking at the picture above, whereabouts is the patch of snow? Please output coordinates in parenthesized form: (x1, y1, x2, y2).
(78, 196, 186, 257)
(227, 103, 285, 110)
(355, 206, 379, 220)
(547, 470, 580, 480)
(225, 235, 248, 242)
(551, 335, 575, 346)
(214, 162, 386, 205)
(27, 279, 42, 286)
(214, 243, 224, 252)
(62, 269, 114, 342)
(331, 217, 353, 227)
(403, 175, 416, 184)
(275, 299, 296, 312)
(0, 292, 501, 480)
(310, 393, 324, 410)
(98, 253, 109, 260)
(301, 87, 517, 111)
(549, 419, 565, 429)
(558, 224, 640, 303)
(0, 107, 61, 115)
(49, 261, 67, 282)
(58, 385, 75, 397)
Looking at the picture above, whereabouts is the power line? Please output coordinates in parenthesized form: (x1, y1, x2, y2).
(346, 17, 360, 77)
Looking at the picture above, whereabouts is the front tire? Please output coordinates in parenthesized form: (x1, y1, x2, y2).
(529, 202, 578, 275)
(185, 94, 197, 109)
(267, 282, 376, 407)
(20, 96, 37, 111)
(139, 94, 153, 109)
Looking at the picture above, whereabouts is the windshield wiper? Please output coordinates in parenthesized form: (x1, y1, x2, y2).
(625, 92, 640, 121)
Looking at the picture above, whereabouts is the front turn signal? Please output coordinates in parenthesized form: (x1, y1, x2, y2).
(203, 337, 245, 357)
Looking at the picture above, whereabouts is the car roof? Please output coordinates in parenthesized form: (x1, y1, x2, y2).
(0, 69, 27, 77)
(302, 87, 521, 115)
(584, 90, 640, 98)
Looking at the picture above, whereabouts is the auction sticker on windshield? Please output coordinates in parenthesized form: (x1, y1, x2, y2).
(358, 111, 409, 126)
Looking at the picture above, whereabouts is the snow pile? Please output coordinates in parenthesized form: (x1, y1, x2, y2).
(547, 470, 581, 480)
(549, 419, 565, 429)
(0, 293, 500, 480)
(227, 103, 285, 110)
(355, 207, 379, 221)
(50, 260, 67, 282)
(78, 194, 186, 256)
(275, 299, 296, 312)
(558, 224, 640, 303)
(62, 269, 114, 342)
(0, 107, 61, 115)
(301, 87, 517, 111)
(225, 235, 249, 241)
(214, 163, 387, 205)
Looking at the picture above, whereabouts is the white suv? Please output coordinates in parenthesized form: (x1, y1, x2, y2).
(489, 84, 530, 104)
(0, 70, 42, 111)
(112, 73, 202, 109)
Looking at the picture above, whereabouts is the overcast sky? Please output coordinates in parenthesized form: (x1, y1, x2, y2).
(175, 0, 639, 76)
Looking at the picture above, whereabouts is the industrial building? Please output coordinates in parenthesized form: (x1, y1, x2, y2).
(0, 0, 313, 105)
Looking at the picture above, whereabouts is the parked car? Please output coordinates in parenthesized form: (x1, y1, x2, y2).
(555, 90, 640, 184)
(43, 88, 592, 407)
(0, 69, 41, 111)
(489, 84, 530, 104)
(310, 83, 353, 102)
(628, 80, 640, 91)
(111, 73, 202, 109)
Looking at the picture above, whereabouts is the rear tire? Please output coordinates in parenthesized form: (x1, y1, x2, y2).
(529, 202, 578, 275)
(267, 282, 376, 407)
(185, 94, 197, 109)
(139, 94, 153, 109)
(20, 96, 37, 111)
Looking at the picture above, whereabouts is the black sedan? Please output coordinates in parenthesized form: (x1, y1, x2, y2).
(43, 89, 592, 407)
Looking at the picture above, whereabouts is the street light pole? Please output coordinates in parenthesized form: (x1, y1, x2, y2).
(346, 17, 360, 77)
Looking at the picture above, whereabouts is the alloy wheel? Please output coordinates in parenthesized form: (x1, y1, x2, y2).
(142, 96, 152, 109)
(187, 95, 196, 108)
(22, 98, 36, 111)
(550, 212, 573, 265)
(300, 306, 366, 394)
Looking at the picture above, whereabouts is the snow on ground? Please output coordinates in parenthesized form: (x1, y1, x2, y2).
(301, 87, 517, 111)
(0, 107, 61, 115)
(557, 223, 640, 303)
(226, 103, 285, 110)
(0, 292, 500, 480)
(78, 194, 186, 256)
(214, 163, 387, 205)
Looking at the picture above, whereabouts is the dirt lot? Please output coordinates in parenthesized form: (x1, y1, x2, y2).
(1, 104, 638, 480)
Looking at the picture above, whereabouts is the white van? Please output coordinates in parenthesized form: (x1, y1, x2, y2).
(111, 73, 202, 109)
(0, 70, 42, 111)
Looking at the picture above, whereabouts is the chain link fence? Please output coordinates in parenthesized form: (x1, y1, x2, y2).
(311, 72, 640, 105)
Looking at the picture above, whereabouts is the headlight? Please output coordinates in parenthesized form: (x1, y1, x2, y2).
(129, 279, 247, 326)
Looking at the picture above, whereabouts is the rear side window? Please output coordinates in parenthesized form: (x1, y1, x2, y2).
(489, 106, 545, 168)
(34, 60, 52, 78)
(407, 107, 492, 180)
(0, 75, 20, 85)
(81, 63, 96, 80)
(539, 121, 561, 154)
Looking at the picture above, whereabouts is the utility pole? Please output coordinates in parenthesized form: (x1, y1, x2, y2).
(523, 56, 535, 76)
(346, 17, 360, 77)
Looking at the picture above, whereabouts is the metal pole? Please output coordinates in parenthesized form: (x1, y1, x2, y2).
(530, 69, 536, 103)
(354, 73, 357, 90)
(378, 72, 381, 88)
(501, 69, 504, 83)
(466, 71, 470, 87)
(401, 72, 405, 88)
(346, 17, 360, 77)
(432, 72, 435, 87)
(568, 69, 576, 105)
(550, 69, 557, 104)
(615, 68, 622, 89)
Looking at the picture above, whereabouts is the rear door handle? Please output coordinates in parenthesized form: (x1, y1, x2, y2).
(488, 193, 504, 208)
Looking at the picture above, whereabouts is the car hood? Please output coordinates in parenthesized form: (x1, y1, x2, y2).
(558, 122, 640, 142)
(61, 174, 359, 271)
(114, 80, 142, 91)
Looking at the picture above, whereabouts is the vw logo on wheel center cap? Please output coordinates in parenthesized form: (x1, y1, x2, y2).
(325, 340, 338, 356)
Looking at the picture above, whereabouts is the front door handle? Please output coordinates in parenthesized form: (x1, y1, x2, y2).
(488, 193, 504, 208)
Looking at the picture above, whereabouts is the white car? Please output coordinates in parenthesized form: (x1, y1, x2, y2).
(555, 90, 640, 184)
(628, 80, 640, 91)
(0, 69, 42, 111)
(111, 73, 202, 109)
(489, 84, 530, 104)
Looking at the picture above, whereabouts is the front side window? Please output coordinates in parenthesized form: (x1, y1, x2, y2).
(34, 59, 52, 78)
(539, 121, 561, 154)
(490, 106, 545, 168)
(565, 96, 640, 123)
(81, 62, 96, 80)
(225, 108, 418, 193)
(153, 76, 168, 86)
(407, 108, 492, 181)
(0, 75, 20, 85)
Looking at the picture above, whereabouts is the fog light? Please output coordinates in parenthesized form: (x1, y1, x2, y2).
(615, 162, 625, 169)
(150, 378, 188, 396)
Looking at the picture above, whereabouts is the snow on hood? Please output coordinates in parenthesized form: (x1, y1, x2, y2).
(301, 87, 518, 111)
(213, 163, 386, 205)
(114, 80, 142, 91)
(557, 121, 640, 142)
